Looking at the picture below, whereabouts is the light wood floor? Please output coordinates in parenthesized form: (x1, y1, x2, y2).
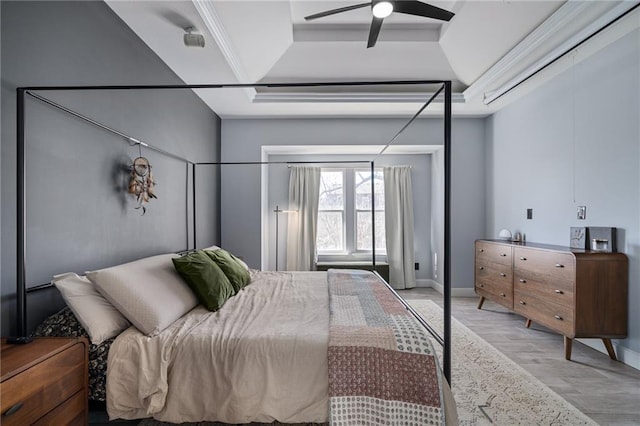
(400, 287, 640, 426)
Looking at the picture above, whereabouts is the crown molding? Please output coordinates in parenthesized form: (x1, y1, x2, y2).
(482, 2, 640, 105)
(463, 1, 592, 102)
(253, 92, 466, 104)
(192, 0, 256, 101)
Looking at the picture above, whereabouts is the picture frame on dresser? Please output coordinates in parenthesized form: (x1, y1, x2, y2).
(570, 227, 586, 249)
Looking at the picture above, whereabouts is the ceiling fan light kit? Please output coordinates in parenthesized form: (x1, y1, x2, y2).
(372, 1, 393, 18)
(304, 0, 454, 48)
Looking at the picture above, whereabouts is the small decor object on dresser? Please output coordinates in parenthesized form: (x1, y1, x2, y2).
(586, 226, 617, 252)
(498, 228, 512, 240)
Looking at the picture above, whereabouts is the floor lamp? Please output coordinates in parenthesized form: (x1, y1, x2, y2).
(274, 205, 297, 271)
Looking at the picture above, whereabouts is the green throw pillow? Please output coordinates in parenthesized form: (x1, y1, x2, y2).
(204, 249, 251, 292)
(172, 250, 235, 312)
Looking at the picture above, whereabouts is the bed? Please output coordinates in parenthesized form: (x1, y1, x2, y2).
(17, 81, 456, 425)
(34, 252, 457, 425)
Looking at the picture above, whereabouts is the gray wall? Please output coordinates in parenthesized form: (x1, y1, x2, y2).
(485, 29, 640, 360)
(1, 1, 221, 336)
(221, 117, 486, 290)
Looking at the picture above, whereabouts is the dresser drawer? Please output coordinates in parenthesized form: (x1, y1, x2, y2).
(514, 248, 575, 281)
(1, 343, 85, 425)
(476, 285, 513, 309)
(476, 241, 512, 266)
(514, 291, 575, 337)
(514, 272, 574, 308)
(32, 390, 85, 426)
(476, 261, 511, 283)
(476, 268, 513, 309)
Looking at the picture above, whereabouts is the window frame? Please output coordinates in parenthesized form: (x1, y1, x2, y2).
(316, 169, 347, 254)
(353, 168, 386, 254)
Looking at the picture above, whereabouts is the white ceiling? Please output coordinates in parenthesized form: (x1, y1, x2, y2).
(105, 0, 638, 118)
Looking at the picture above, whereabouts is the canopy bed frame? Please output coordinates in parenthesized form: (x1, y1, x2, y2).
(13, 80, 454, 387)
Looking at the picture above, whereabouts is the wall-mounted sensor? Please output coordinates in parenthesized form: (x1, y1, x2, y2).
(184, 27, 205, 48)
(527, 208, 533, 220)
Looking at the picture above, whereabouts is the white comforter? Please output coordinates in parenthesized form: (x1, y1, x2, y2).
(106, 270, 330, 423)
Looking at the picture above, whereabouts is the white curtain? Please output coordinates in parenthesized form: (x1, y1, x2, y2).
(286, 167, 321, 271)
(384, 166, 416, 289)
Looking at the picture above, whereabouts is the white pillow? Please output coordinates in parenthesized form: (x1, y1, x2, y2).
(87, 253, 198, 336)
(53, 273, 130, 345)
(203, 245, 250, 270)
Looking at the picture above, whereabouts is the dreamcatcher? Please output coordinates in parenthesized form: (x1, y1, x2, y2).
(128, 153, 157, 215)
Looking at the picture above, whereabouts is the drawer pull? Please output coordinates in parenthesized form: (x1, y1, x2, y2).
(500, 253, 507, 257)
(479, 266, 485, 270)
(479, 284, 484, 288)
(554, 315, 563, 320)
(555, 263, 564, 268)
(3, 402, 24, 417)
(519, 300, 526, 305)
(519, 279, 526, 283)
(555, 289, 564, 294)
(520, 257, 527, 261)
(500, 293, 506, 297)
(500, 273, 506, 277)
(480, 249, 484, 252)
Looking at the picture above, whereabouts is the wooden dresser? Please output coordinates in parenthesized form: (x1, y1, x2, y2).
(1, 337, 88, 425)
(475, 239, 628, 360)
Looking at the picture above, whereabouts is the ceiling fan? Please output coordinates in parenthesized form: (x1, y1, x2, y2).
(304, 0, 455, 48)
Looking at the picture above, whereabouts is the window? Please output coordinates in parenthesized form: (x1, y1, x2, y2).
(317, 171, 344, 252)
(355, 170, 385, 251)
(317, 169, 385, 257)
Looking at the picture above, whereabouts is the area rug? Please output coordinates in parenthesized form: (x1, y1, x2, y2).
(408, 299, 597, 426)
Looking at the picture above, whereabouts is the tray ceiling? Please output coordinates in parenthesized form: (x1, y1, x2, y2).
(106, 1, 637, 118)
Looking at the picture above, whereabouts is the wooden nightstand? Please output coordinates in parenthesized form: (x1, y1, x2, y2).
(1, 337, 88, 425)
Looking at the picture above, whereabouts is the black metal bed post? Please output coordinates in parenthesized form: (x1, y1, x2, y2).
(186, 163, 191, 251)
(192, 163, 197, 250)
(370, 161, 376, 269)
(13, 88, 30, 342)
(444, 81, 452, 383)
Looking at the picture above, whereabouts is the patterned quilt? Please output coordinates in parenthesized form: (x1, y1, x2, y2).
(327, 269, 445, 425)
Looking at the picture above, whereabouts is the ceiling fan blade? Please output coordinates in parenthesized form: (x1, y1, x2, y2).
(367, 17, 383, 48)
(304, 2, 372, 21)
(393, 0, 455, 21)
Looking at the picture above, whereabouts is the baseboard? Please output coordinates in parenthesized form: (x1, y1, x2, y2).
(422, 280, 477, 297)
(576, 338, 640, 371)
(415, 279, 431, 288)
